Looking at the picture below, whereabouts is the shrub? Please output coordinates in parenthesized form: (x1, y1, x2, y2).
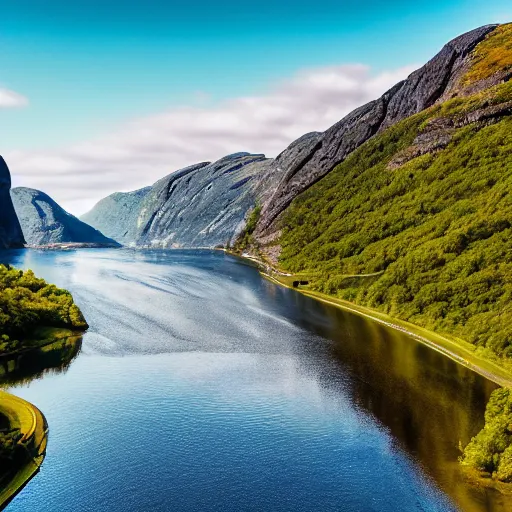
(0, 265, 88, 346)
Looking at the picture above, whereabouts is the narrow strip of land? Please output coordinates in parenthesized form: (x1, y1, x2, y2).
(0, 390, 48, 509)
(259, 267, 512, 388)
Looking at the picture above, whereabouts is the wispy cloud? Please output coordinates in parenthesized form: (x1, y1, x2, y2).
(0, 87, 28, 108)
(6, 63, 416, 215)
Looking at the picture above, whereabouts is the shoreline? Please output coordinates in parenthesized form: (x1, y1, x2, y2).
(0, 390, 48, 510)
(9, 245, 512, 388)
(232, 251, 512, 388)
(0, 329, 84, 509)
(0, 327, 79, 360)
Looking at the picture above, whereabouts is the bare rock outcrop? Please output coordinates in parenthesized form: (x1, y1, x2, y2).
(387, 99, 512, 169)
(136, 153, 272, 248)
(0, 156, 25, 249)
(83, 153, 274, 248)
(11, 187, 120, 246)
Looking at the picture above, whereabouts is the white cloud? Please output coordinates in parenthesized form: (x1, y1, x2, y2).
(0, 88, 28, 108)
(5, 63, 416, 215)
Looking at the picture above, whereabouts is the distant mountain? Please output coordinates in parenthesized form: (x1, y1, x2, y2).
(80, 186, 151, 245)
(11, 187, 120, 247)
(0, 157, 25, 249)
(82, 153, 273, 248)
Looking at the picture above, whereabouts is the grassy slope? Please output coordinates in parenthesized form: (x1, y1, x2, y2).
(0, 391, 47, 508)
(279, 76, 512, 363)
(463, 24, 512, 85)
(275, 27, 512, 482)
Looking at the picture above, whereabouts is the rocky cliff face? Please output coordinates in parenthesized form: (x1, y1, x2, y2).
(83, 153, 273, 248)
(82, 24, 511, 253)
(80, 186, 151, 245)
(0, 157, 25, 249)
(11, 187, 120, 246)
(254, 24, 502, 240)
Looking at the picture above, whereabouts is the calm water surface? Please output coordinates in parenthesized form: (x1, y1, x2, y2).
(0, 249, 508, 512)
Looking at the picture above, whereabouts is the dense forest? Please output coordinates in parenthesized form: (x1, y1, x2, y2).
(278, 76, 512, 359)
(461, 388, 512, 481)
(0, 265, 88, 353)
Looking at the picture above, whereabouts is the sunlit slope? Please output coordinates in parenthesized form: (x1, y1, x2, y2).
(278, 57, 512, 359)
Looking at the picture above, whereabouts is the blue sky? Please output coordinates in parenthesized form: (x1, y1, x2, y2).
(0, 1, 510, 213)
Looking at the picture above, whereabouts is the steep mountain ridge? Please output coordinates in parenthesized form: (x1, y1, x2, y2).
(83, 153, 273, 248)
(272, 25, 512, 363)
(11, 187, 120, 246)
(254, 24, 504, 240)
(0, 157, 25, 249)
(83, 25, 511, 253)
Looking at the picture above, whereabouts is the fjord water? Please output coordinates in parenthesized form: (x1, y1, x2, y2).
(0, 250, 507, 512)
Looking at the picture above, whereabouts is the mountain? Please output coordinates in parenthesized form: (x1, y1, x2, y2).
(80, 186, 151, 245)
(0, 157, 25, 249)
(82, 152, 273, 248)
(254, 24, 503, 241)
(251, 23, 512, 362)
(11, 187, 120, 247)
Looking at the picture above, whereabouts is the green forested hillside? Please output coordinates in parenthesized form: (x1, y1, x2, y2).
(0, 265, 88, 352)
(279, 80, 512, 359)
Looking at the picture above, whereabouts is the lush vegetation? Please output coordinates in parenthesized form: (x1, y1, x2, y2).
(0, 266, 86, 480)
(463, 23, 512, 85)
(0, 265, 88, 353)
(233, 203, 261, 251)
(278, 80, 512, 360)
(461, 388, 512, 482)
(0, 428, 22, 465)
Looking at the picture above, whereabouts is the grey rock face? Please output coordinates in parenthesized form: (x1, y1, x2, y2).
(255, 132, 322, 208)
(83, 153, 274, 248)
(11, 187, 120, 246)
(81, 186, 151, 245)
(255, 24, 499, 238)
(0, 156, 25, 249)
(387, 99, 512, 169)
(136, 153, 272, 248)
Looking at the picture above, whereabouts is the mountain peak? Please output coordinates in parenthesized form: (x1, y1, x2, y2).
(11, 187, 119, 247)
(0, 156, 25, 248)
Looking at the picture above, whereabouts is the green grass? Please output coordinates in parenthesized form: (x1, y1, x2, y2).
(463, 23, 512, 85)
(278, 80, 512, 361)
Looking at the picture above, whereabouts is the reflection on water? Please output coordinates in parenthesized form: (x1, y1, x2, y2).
(0, 335, 82, 387)
(0, 334, 82, 505)
(301, 301, 504, 511)
(0, 249, 510, 512)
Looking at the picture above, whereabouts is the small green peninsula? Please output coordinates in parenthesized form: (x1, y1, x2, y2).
(0, 264, 88, 349)
(0, 264, 88, 507)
